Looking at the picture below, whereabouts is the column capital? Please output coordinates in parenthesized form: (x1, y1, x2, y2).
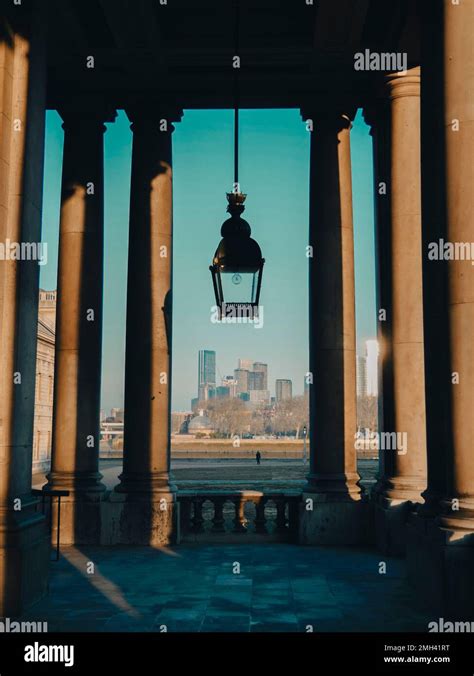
(126, 106, 183, 133)
(300, 107, 356, 133)
(58, 98, 117, 132)
(362, 99, 390, 136)
(384, 66, 421, 100)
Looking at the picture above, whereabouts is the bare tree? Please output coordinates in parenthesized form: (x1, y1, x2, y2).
(357, 395, 378, 432)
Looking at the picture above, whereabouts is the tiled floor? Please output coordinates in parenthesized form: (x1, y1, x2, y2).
(22, 544, 434, 632)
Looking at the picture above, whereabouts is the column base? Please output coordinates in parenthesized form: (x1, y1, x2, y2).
(298, 492, 372, 545)
(45, 470, 106, 493)
(406, 513, 474, 619)
(437, 499, 474, 532)
(102, 491, 177, 545)
(304, 472, 363, 499)
(372, 478, 425, 556)
(49, 493, 104, 546)
(0, 501, 50, 616)
(374, 497, 422, 556)
(43, 471, 106, 546)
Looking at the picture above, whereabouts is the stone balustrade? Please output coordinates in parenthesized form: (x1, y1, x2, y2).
(177, 491, 300, 543)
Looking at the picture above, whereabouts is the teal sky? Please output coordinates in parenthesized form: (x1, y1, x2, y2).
(40, 108, 376, 412)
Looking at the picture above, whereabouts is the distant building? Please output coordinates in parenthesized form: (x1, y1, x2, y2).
(276, 379, 292, 401)
(37, 289, 57, 329)
(216, 386, 230, 398)
(198, 349, 216, 397)
(248, 370, 265, 390)
(249, 390, 270, 405)
(187, 409, 215, 437)
(253, 362, 268, 390)
(32, 290, 57, 474)
(234, 368, 249, 394)
(198, 384, 215, 401)
(356, 355, 368, 397)
(221, 375, 237, 397)
(366, 339, 379, 397)
(191, 397, 199, 411)
(238, 358, 253, 371)
(110, 407, 124, 422)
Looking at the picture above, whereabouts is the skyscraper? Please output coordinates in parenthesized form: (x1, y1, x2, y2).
(198, 349, 216, 397)
(253, 362, 268, 390)
(365, 339, 379, 396)
(276, 379, 292, 401)
(356, 355, 368, 397)
(234, 368, 249, 394)
(248, 371, 265, 390)
(238, 358, 253, 371)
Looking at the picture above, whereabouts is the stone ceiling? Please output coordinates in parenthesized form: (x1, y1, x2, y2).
(44, 0, 421, 109)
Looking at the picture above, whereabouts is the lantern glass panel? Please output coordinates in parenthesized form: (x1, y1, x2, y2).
(219, 270, 258, 305)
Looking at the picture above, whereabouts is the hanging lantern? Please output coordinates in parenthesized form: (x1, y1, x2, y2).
(210, 192, 265, 319)
(210, 0, 264, 319)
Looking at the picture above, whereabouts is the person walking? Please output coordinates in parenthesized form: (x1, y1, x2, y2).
(256, 451, 261, 465)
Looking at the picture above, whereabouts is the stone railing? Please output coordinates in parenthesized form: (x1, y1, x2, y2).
(177, 490, 301, 543)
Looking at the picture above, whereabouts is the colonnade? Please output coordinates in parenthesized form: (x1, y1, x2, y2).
(0, 0, 472, 617)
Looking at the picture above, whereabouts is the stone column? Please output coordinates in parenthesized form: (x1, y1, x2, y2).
(363, 101, 392, 512)
(437, 3, 474, 534)
(111, 108, 182, 545)
(45, 103, 116, 544)
(367, 68, 428, 555)
(299, 109, 369, 545)
(0, 5, 49, 614)
(407, 0, 474, 618)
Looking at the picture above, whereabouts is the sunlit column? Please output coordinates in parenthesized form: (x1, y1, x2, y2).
(300, 108, 368, 545)
(46, 104, 115, 515)
(0, 6, 49, 614)
(407, 0, 474, 618)
(437, 1, 474, 531)
(366, 68, 428, 554)
(116, 108, 182, 513)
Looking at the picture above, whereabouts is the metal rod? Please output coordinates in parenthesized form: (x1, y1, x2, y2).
(56, 496, 61, 561)
(234, 106, 239, 187)
(233, 0, 240, 190)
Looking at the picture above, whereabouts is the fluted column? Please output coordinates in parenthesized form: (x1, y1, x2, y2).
(366, 68, 428, 555)
(299, 109, 368, 545)
(0, 4, 49, 614)
(45, 103, 115, 543)
(113, 107, 181, 544)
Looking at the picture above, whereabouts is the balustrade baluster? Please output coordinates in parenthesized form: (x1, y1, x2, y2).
(191, 498, 204, 533)
(212, 498, 226, 532)
(233, 498, 247, 532)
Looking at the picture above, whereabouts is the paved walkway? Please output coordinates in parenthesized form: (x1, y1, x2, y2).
(23, 544, 433, 632)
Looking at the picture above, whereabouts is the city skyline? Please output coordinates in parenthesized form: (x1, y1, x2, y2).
(40, 108, 377, 411)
